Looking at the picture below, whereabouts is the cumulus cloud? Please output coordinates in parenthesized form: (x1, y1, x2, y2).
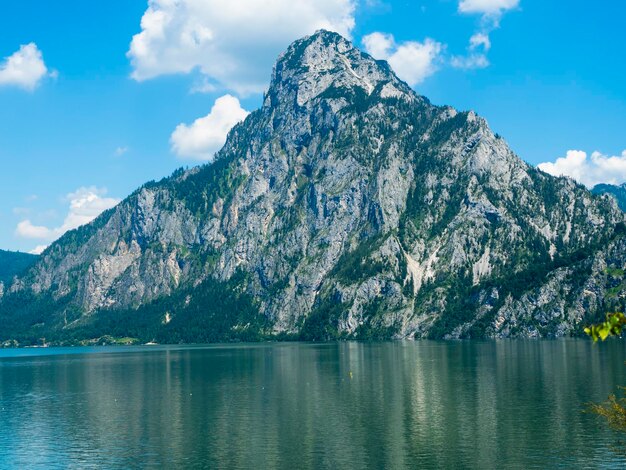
(362, 32, 443, 87)
(128, 0, 356, 95)
(170, 94, 249, 161)
(0, 43, 52, 91)
(16, 220, 52, 240)
(15, 187, 120, 242)
(538, 150, 626, 188)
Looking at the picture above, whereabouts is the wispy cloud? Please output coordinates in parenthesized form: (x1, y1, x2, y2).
(458, 0, 519, 17)
(452, 0, 519, 69)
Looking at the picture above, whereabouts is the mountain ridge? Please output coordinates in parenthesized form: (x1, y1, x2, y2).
(592, 183, 626, 212)
(1, 30, 625, 345)
(0, 250, 38, 290)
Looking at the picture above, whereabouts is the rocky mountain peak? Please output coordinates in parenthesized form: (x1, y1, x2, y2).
(264, 29, 413, 109)
(2, 31, 625, 345)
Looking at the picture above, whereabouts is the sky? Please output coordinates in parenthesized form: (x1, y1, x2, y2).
(1, 0, 625, 253)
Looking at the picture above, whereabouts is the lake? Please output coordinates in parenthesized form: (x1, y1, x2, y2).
(1, 340, 625, 469)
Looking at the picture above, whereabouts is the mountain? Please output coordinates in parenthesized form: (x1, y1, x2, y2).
(1, 31, 625, 345)
(592, 183, 626, 212)
(0, 250, 37, 287)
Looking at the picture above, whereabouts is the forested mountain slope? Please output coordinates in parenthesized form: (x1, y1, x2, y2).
(0, 250, 37, 287)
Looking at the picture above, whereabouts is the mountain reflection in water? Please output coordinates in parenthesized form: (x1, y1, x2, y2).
(1, 340, 625, 469)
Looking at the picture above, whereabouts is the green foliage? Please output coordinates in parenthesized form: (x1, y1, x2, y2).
(300, 288, 400, 341)
(428, 112, 473, 145)
(330, 234, 389, 285)
(354, 322, 398, 340)
(78, 336, 141, 346)
(0, 289, 73, 345)
(166, 154, 245, 217)
(76, 270, 266, 344)
(585, 313, 626, 444)
(299, 296, 343, 341)
(588, 388, 626, 434)
(354, 297, 400, 340)
(426, 241, 607, 339)
(584, 312, 626, 341)
(606, 267, 626, 277)
(0, 250, 38, 284)
(0, 270, 267, 346)
(425, 273, 480, 339)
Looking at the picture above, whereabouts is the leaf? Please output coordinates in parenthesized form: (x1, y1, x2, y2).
(599, 326, 610, 341)
(584, 313, 626, 342)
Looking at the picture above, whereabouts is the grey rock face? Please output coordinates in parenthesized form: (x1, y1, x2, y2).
(2, 30, 625, 340)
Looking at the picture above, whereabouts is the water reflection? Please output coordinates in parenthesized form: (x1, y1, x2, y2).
(1, 340, 625, 469)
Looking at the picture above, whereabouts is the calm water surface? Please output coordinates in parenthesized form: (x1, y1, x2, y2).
(1, 340, 626, 469)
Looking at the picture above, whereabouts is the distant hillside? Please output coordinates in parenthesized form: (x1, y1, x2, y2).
(0, 250, 38, 285)
(592, 183, 626, 212)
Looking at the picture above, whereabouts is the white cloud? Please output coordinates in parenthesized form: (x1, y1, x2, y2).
(128, 0, 356, 95)
(15, 187, 120, 242)
(469, 33, 491, 51)
(170, 94, 249, 161)
(538, 150, 626, 188)
(451, 33, 492, 70)
(16, 220, 52, 240)
(450, 54, 489, 70)
(452, 1, 518, 70)
(458, 0, 519, 16)
(0, 43, 51, 91)
(362, 32, 394, 59)
(29, 245, 48, 255)
(362, 32, 443, 87)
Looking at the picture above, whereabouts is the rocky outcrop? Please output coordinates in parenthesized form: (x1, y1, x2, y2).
(1, 31, 625, 342)
(593, 183, 626, 212)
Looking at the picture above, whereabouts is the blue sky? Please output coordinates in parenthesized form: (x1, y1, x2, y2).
(1, 0, 625, 253)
